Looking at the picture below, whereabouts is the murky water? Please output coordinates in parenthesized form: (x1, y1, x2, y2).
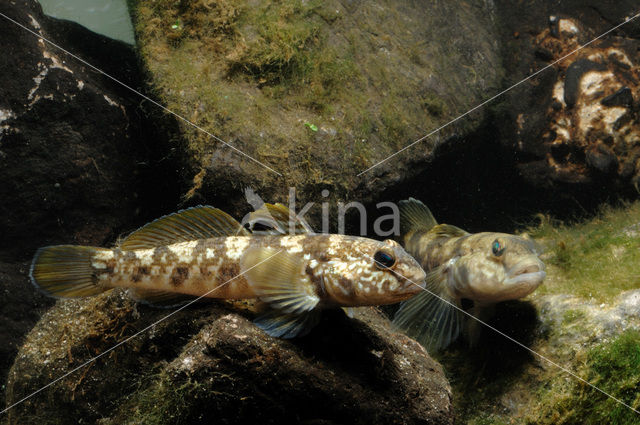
(38, 0, 134, 44)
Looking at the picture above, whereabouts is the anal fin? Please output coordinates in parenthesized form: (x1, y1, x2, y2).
(129, 288, 201, 308)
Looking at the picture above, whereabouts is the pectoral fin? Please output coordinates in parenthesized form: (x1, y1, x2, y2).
(241, 248, 320, 314)
(392, 266, 463, 351)
(253, 308, 322, 339)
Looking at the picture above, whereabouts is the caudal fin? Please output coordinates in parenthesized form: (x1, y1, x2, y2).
(30, 245, 110, 298)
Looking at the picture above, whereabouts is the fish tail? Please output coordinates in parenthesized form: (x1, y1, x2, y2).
(30, 245, 111, 298)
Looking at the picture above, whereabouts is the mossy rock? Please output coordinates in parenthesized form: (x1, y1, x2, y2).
(6, 290, 453, 424)
(127, 0, 504, 212)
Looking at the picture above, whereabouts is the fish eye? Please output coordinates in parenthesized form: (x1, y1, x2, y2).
(374, 250, 396, 269)
(492, 239, 505, 257)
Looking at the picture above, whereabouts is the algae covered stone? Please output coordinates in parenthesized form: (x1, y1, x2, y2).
(6, 290, 453, 424)
(127, 0, 504, 209)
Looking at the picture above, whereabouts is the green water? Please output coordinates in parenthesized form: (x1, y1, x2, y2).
(38, 0, 134, 44)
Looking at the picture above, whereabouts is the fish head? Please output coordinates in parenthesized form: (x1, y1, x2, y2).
(449, 233, 546, 303)
(320, 237, 426, 306)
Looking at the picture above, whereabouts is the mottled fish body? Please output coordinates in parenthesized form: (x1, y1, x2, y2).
(31, 204, 426, 338)
(392, 198, 546, 351)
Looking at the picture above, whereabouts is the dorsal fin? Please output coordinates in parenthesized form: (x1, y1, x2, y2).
(120, 205, 248, 250)
(399, 198, 438, 235)
(246, 203, 313, 235)
(430, 224, 468, 238)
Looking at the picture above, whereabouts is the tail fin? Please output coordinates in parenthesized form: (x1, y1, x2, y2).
(399, 198, 438, 235)
(30, 245, 110, 298)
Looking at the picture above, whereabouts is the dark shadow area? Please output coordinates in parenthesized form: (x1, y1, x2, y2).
(360, 117, 639, 239)
(295, 309, 399, 391)
(437, 300, 540, 417)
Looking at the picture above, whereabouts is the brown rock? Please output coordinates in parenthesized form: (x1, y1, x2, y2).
(5, 291, 452, 424)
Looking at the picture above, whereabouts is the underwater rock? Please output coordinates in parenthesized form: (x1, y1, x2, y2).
(5, 290, 453, 425)
(0, 0, 183, 411)
(0, 261, 53, 405)
(0, 0, 178, 259)
(440, 289, 640, 423)
(495, 1, 640, 196)
(127, 0, 504, 216)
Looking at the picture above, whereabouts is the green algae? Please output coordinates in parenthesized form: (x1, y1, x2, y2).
(113, 372, 211, 425)
(526, 330, 640, 425)
(527, 201, 640, 301)
(127, 0, 504, 204)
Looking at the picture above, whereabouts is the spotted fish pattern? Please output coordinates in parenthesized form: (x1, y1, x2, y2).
(31, 204, 426, 338)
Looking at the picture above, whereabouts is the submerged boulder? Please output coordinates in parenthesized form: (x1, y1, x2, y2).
(0, 0, 181, 411)
(495, 0, 640, 196)
(6, 290, 453, 424)
(127, 0, 504, 214)
(0, 0, 180, 259)
(444, 290, 640, 424)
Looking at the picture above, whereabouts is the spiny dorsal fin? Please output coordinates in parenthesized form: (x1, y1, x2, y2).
(430, 224, 468, 238)
(246, 203, 312, 235)
(120, 206, 248, 250)
(240, 247, 319, 314)
(399, 198, 438, 235)
(392, 266, 463, 352)
(128, 288, 200, 308)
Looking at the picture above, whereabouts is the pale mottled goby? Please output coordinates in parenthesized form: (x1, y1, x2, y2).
(30, 203, 427, 338)
(392, 198, 546, 351)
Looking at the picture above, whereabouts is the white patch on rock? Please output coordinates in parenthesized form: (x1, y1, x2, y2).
(27, 14, 41, 30)
(552, 81, 565, 106)
(103, 95, 118, 107)
(0, 109, 15, 124)
(77, 80, 85, 90)
(558, 19, 579, 36)
(578, 103, 626, 137)
(42, 51, 73, 73)
(580, 70, 615, 98)
(607, 48, 633, 67)
(27, 67, 49, 101)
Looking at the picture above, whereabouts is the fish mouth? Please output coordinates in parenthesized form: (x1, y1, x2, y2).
(504, 270, 546, 286)
(403, 277, 426, 293)
(505, 259, 546, 286)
